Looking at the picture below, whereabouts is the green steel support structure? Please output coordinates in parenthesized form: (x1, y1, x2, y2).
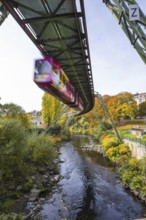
(44, 106, 69, 134)
(95, 92, 122, 143)
(92, 110, 108, 133)
(1, 0, 94, 114)
(0, 2, 8, 25)
(103, 0, 146, 64)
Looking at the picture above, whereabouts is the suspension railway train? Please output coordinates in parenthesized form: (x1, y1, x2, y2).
(34, 57, 84, 112)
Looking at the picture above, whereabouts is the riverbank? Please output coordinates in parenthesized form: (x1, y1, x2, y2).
(2, 135, 146, 219)
(82, 135, 146, 206)
(39, 136, 146, 219)
(1, 157, 62, 219)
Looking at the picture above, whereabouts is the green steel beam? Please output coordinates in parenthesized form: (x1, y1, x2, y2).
(95, 92, 122, 143)
(92, 110, 108, 133)
(0, 1, 9, 25)
(44, 106, 69, 134)
(103, 0, 146, 64)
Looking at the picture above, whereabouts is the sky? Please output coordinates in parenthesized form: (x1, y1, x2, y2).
(0, 0, 145, 112)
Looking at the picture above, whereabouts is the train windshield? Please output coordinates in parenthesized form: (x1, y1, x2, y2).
(35, 60, 52, 75)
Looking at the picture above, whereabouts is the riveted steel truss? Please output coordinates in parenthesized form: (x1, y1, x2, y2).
(1, 0, 94, 114)
(103, 0, 146, 64)
(0, 1, 8, 25)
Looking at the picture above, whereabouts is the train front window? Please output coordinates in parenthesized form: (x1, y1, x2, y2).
(36, 60, 52, 75)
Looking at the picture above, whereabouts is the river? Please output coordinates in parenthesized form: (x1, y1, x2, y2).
(41, 135, 146, 220)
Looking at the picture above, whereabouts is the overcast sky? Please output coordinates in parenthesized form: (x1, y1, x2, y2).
(0, 0, 145, 112)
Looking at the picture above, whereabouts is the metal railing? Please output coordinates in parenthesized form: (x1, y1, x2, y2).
(123, 136, 146, 148)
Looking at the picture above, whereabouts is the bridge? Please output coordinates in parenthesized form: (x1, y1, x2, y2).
(0, 0, 146, 115)
(1, 0, 94, 114)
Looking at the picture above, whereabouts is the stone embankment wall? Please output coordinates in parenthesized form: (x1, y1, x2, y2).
(124, 139, 146, 160)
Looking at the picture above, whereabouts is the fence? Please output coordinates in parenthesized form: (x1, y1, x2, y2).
(123, 136, 146, 148)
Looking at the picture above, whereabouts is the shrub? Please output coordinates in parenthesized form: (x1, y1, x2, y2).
(100, 134, 119, 151)
(47, 124, 61, 135)
(27, 133, 57, 164)
(121, 170, 134, 186)
(106, 146, 120, 162)
(0, 213, 26, 219)
(129, 176, 142, 191)
(118, 143, 131, 156)
(128, 158, 141, 171)
(142, 134, 146, 141)
(0, 119, 27, 180)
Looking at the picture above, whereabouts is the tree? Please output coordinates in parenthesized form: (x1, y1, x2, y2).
(42, 93, 64, 126)
(0, 103, 30, 127)
(0, 103, 24, 117)
(139, 101, 146, 117)
(107, 92, 138, 121)
(116, 92, 138, 120)
(0, 119, 27, 180)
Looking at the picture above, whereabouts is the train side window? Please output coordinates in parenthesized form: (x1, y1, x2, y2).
(61, 72, 66, 85)
(52, 64, 58, 74)
(60, 70, 63, 81)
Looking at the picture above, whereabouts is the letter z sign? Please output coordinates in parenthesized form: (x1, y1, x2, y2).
(129, 4, 140, 21)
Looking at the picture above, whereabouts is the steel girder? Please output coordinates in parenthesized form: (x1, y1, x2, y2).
(1, 0, 94, 114)
(0, 1, 8, 25)
(103, 0, 146, 65)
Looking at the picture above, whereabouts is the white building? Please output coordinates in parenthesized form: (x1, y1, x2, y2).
(133, 92, 146, 105)
(30, 116, 42, 127)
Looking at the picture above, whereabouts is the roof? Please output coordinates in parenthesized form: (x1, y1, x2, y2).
(2, 0, 95, 114)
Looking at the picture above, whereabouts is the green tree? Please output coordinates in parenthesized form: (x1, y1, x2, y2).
(0, 103, 25, 117)
(139, 101, 146, 117)
(0, 103, 30, 127)
(0, 119, 27, 181)
(42, 93, 64, 126)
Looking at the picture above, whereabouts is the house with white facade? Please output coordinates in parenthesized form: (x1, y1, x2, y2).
(133, 92, 146, 105)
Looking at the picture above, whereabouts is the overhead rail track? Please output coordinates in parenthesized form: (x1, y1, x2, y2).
(0, 1, 8, 25)
(103, 0, 146, 65)
(1, 0, 95, 114)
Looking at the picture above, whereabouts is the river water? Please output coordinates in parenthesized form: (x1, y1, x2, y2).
(41, 135, 146, 220)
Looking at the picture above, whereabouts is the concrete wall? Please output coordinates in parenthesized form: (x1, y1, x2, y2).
(124, 139, 146, 160)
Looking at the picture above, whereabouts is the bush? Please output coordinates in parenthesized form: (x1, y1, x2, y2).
(119, 157, 143, 188)
(100, 134, 119, 151)
(121, 170, 134, 186)
(106, 146, 120, 162)
(129, 176, 142, 191)
(0, 119, 27, 181)
(27, 133, 57, 164)
(118, 143, 131, 156)
(142, 134, 146, 141)
(0, 213, 25, 219)
(46, 124, 61, 135)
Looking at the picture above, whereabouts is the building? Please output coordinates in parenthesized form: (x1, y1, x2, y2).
(133, 92, 146, 105)
(130, 127, 146, 138)
(29, 111, 42, 127)
(30, 116, 42, 127)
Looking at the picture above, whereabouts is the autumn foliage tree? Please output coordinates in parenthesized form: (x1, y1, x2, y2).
(107, 92, 138, 121)
(139, 101, 146, 117)
(42, 92, 64, 126)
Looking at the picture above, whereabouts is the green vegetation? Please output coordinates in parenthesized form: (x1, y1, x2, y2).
(0, 213, 26, 220)
(98, 133, 146, 200)
(0, 118, 60, 213)
(42, 93, 64, 126)
(139, 101, 146, 117)
(0, 90, 146, 213)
